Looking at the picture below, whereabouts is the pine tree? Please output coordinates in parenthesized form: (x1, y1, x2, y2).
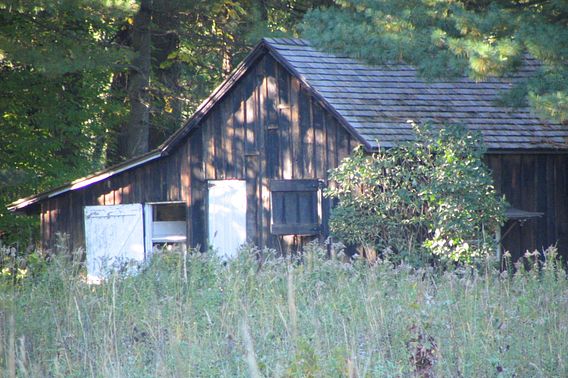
(301, 0, 568, 123)
(0, 0, 134, 243)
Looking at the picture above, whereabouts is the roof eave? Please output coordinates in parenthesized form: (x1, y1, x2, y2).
(7, 151, 162, 213)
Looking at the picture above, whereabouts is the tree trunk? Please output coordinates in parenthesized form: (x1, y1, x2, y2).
(126, 0, 152, 158)
(149, 0, 182, 149)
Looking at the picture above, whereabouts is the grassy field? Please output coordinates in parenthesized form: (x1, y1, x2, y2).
(1, 244, 567, 377)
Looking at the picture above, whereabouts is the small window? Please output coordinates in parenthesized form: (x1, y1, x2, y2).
(144, 202, 187, 253)
(270, 179, 321, 235)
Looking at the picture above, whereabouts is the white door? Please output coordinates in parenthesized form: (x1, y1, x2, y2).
(208, 180, 247, 259)
(84, 204, 145, 280)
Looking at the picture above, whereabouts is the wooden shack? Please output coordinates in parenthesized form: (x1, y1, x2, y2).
(8, 38, 568, 272)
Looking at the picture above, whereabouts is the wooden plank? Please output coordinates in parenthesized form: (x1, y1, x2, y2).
(246, 155, 259, 245)
(74, 191, 84, 251)
(117, 172, 127, 203)
(556, 155, 568, 261)
(152, 160, 162, 202)
(265, 56, 279, 131)
(313, 101, 326, 178)
(131, 165, 140, 203)
(266, 57, 280, 179)
(299, 86, 314, 178)
(233, 84, 245, 178)
(545, 156, 556, 248)
(168, 149, 181, 201)
(190, 127, 206, 250)
(536, 155, 548, 251)
(290, 77, 301, 178)
(103, 179, 113, 205)
(271, 192, 285, 224)
(324, 113, 339, 230)
(160, 158, 168, 200)
(244, 71, 257, 154)
(283, 192, 299, 224)
(258, 58, 270, 247)
(48, 199, 56, 250)
(180, 140, 192, 242)
(520, 155, 537, 252)
(278, 64, 292, 179)
(67, 192, 75, 251)
(501, 155, 521, 259)
(213, 104, 224, 180)
(271, 223, 320, 236)
(223, 94, 235, 178)
(266, 128, 280, 178)
(326, 114, 338, 170)
(77, 190, 86, 251)
(270, 179, 319, 192)
(298, 191, 317, 224)
(40, 204, 47, 250)
(337, 126, 350, 163)
(203, 116, 215, 180)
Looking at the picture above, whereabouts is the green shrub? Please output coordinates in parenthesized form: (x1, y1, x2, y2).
(325, 122, 507, 263)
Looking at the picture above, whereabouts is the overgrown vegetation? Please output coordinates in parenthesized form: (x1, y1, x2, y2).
(1, 244, 566, 377)
(326, 123, 506, 264)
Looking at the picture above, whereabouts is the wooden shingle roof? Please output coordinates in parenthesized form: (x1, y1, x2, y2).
(264, 38, 568, 150)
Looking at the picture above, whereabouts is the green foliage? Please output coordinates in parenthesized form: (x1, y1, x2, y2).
(0, 0, 135, 244)
(325, 123, 506, 263)
(302, 0, 568, 123)
(0, 244, 566, 376)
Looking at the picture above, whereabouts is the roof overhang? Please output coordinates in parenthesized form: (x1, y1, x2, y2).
(8, 151, 161, 213)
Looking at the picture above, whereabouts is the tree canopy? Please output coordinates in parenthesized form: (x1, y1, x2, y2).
(302, 0, 568, 123)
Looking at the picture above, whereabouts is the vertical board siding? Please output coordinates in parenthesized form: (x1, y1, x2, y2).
(299, 87, 313, 178)
(40, 52, 568, 262)
(233, 85, 245, 178)
(488, 154, 568, 261)
(278, 64, 292, 180)
(290, 77, 301, 179)
(266, 56, 280, 180)
(258, 57, 273, 248)
(189, 127, 205, 250)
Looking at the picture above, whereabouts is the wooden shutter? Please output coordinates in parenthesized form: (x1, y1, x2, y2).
(84, 204, 145, 280)
(270, 179, 321, 235)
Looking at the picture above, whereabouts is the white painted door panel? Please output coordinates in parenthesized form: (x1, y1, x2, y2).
(84, 204, 144, 280)
(208, 180, 247, 259)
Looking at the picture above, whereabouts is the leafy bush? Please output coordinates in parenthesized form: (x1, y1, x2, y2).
(325, 123, 507, 263)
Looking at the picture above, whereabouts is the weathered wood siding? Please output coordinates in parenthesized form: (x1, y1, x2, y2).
(487, 154, 568, 261)
(189, 53, 359, 251)
(38, 51, 568, 261)
(39, 52, 358, 253)
(40, 142, 190, 252)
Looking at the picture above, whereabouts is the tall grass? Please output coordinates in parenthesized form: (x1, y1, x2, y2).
(1, 244, 567, 377)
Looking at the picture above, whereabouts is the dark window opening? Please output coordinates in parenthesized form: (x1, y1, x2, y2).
(145, 202, 187, 254)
